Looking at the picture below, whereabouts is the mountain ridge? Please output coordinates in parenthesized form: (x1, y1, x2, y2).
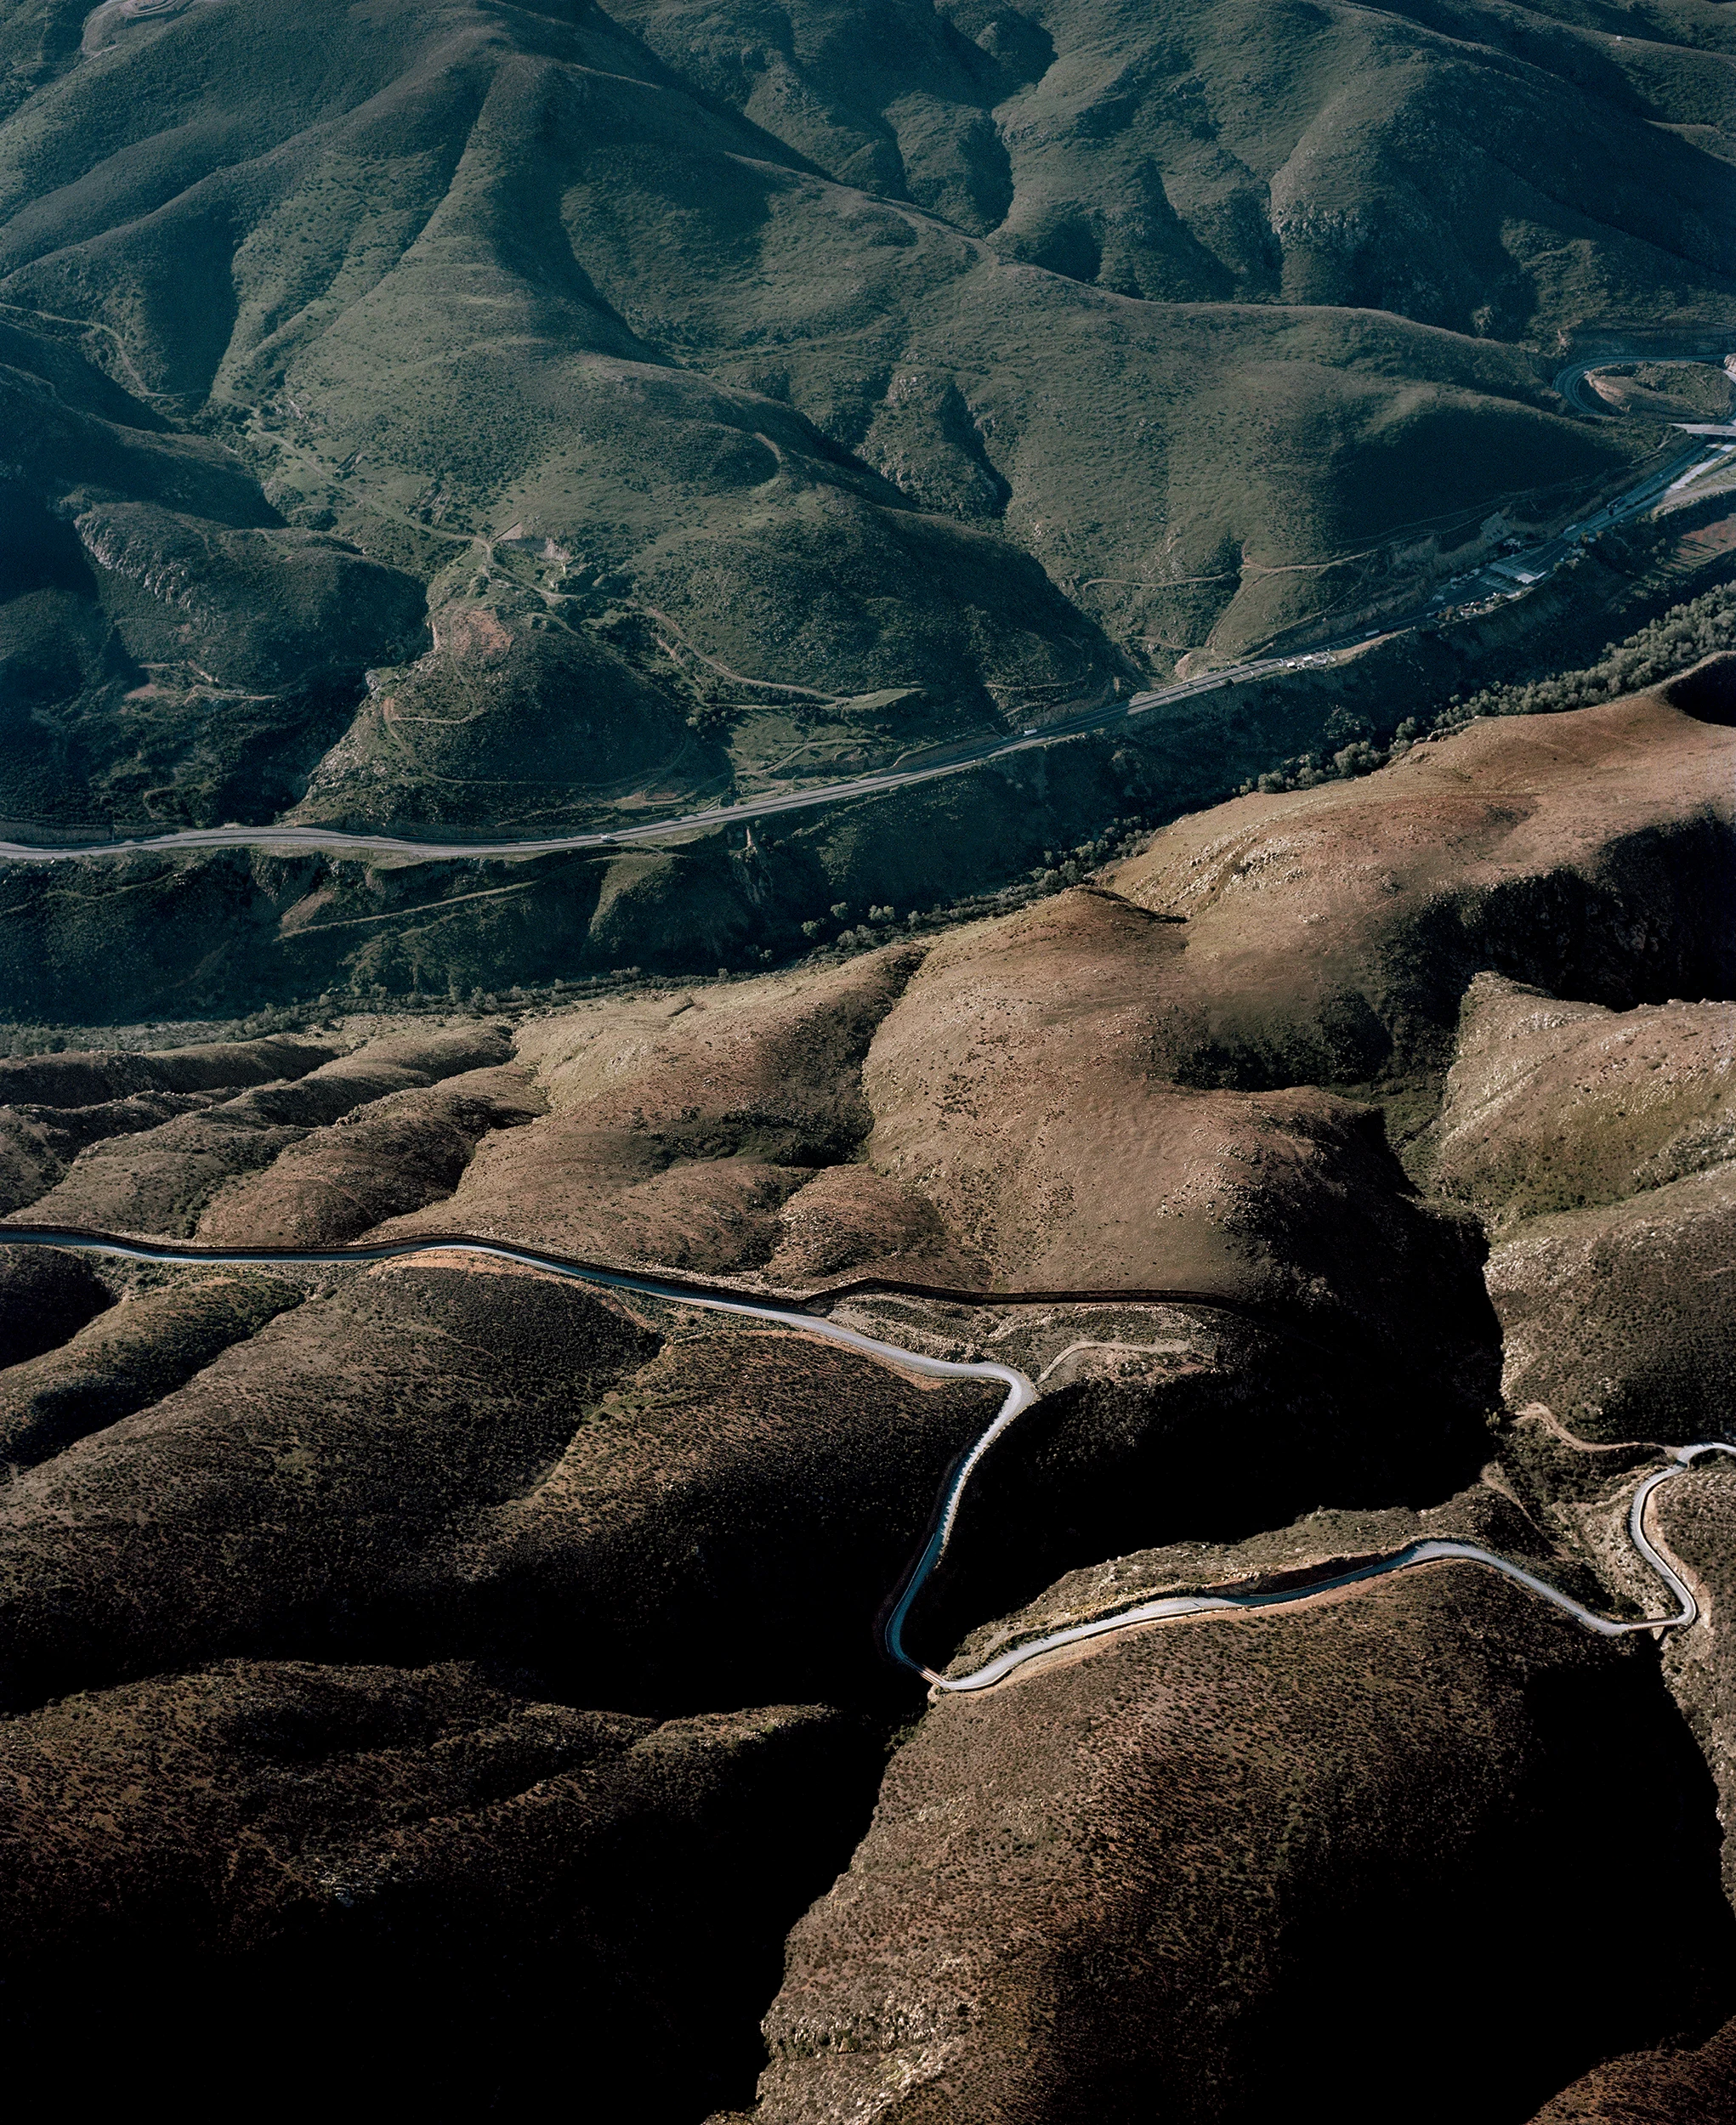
(5, 0, 1731, 870)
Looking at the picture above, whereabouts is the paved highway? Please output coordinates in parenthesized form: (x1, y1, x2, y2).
(1, 1224, 1726, 1693)
(0, 381, 1727, 868)
(1552, 346, 1733, 420)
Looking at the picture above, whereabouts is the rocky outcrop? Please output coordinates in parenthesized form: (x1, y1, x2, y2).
(1432, 972, 1735, 1443)
(1489, 1164, 1736, 1443)
(1434, 975, 1733, 1232)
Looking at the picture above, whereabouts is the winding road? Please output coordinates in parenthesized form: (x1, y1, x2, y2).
(1, 1224, 1727, 1694)
(1552, 346, 1734, 420)
(931, 1449, 1736, 1693)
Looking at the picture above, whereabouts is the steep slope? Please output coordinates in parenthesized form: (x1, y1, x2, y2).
(1433, 973, 1733, 1232)
(0, 646, 1732, 2118)
(1104, 684, 1736, 1092)
(0, 1250, 1008, 1713)
(0, 317, 427, 824)
(753, 1567, 1734, 2124)
(1528, 2022, 1736, 2125)
(613, 0, 1736, 328)
(1489, 1164, 1736, 1442)
(1432, 968, 1736, 1442)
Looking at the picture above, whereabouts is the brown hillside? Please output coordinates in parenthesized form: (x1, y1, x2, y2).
(195, 1065, 545, 1244)
(1528, 2021, 1736, 2125)
(4, 1026, 513, 1237)
(1427, 972, 1736, 1444)
(1435, 974, 1733, 1232)
(755, 1569, 1734, 2125)
(375, 947, 927, 1272)
(0, 1663, 878, 2119)
(1105, 689, 1735, 1088)
(859, 884, 1487, 1326)
(0, 1269, 303, 1474)
(0, 1255, 997, 1714)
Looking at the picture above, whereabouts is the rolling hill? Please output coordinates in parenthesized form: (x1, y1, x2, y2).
(3, 14, 1736, 2111)
(0, 672, 1730, 2116)
(2, 0, 1731, 851)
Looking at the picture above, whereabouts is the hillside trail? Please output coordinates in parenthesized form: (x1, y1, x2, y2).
(0, 354, 1726, 860)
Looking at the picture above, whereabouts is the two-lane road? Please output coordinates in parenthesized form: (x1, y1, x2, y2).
(1552, 345, 1733, 420)
(0, 1223, 1726, 1693)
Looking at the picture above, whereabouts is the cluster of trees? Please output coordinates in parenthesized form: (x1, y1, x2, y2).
(1247, 724, 1421, 796)
(1438, 583, 1734, 730)
(0, 1027, 75, 1057)
(806, 902, 924, 948)
(1030, 825, 1144, 888)
(800, 823, 1155, 960)
(1239, 580, 1733, 799)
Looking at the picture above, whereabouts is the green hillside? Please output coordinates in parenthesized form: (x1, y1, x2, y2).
(2, 0, 1727, 846)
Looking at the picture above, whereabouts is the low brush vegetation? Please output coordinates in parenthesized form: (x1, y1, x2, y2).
(5, 0, 1732, 860)
(1240, 580, 1736, 796)
(1443, 582, 1736, 728)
